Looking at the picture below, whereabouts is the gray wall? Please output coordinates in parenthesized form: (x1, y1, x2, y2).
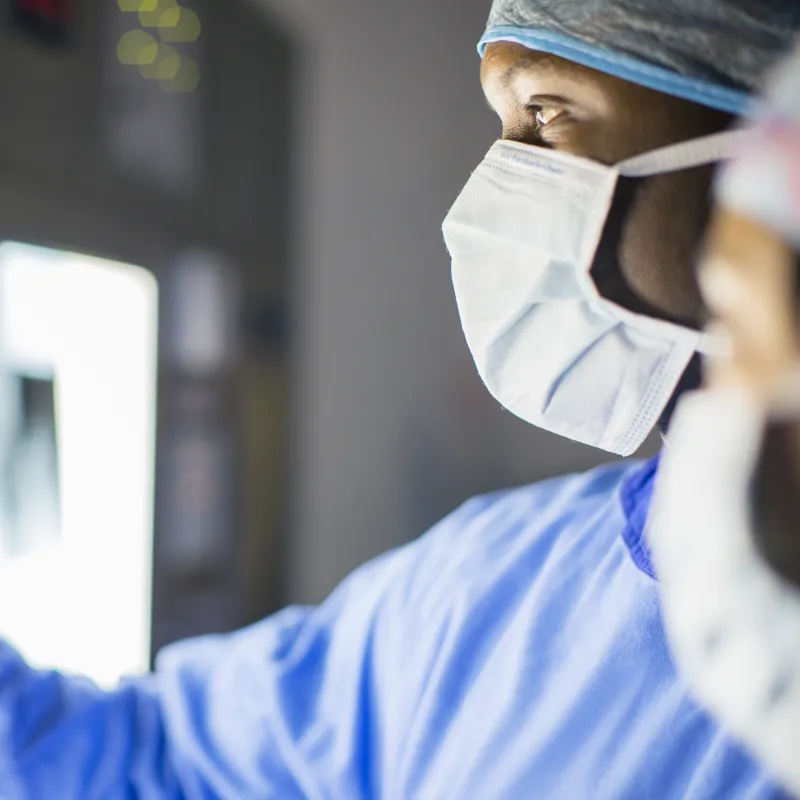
(0, 1, 297, 633)
(257, 0, 637, 604)
(0, 1, 292, 292)
(0, 0, 651, 611)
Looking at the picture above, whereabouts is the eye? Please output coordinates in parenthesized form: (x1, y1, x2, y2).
(533, 106, 564, 127)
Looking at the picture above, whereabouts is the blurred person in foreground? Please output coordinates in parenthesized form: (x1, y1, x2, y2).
(2, 1, 800, 798)
(647, 43, 800, 798)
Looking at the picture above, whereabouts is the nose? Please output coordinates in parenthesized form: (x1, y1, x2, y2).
(481, 47, 549, 148)
(481, 82, 547, 147)
(500, 110, 549, 147)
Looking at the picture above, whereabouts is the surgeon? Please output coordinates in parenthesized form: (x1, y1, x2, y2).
(2, 1, 800, 798)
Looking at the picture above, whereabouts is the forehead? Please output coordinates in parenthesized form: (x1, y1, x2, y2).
(481, 42, 590, 86)
(481, 41, 648, 105)
(480, 41, 635, 124)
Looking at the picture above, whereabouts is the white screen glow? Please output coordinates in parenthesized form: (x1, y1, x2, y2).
(0, 242, 158, 687)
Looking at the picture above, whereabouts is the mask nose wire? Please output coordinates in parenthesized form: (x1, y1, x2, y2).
(617, 130, 747, 178)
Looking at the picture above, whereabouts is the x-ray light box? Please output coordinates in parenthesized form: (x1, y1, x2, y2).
(0, 242, 158, 687)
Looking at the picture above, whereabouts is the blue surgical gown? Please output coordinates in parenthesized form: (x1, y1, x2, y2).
(0, 459, 789, 799)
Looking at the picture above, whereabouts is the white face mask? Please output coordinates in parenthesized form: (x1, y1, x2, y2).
(442, 131, 743, 456)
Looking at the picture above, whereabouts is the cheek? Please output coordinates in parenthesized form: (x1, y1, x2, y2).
(618, 168, 715, 324)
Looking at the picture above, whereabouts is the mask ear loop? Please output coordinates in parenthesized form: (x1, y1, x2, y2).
(618, 130, 748, 178)
(614, 130, 749, 357)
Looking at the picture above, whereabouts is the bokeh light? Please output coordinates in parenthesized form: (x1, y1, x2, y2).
(158, 7, 201, 44)
(158, 4, 181, 28)
(160, 56, 200, 93)
(117, 1, 200, 92)
(118, 0, 158, 11)
(139, 43, 181, 81)
(139, 0, 177, 28)
(117, 30, 158, 66)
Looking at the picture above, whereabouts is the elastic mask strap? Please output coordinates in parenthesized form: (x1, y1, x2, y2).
(617, 130, 747, 178)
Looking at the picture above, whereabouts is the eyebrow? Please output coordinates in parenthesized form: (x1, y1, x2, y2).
(528, 93, 572, 108)
(500, 58, 561, 90)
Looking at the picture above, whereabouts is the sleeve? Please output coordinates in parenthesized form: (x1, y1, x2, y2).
(0, 528, 444, 800)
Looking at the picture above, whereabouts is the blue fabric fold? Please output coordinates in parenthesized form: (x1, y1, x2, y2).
(620, 454, 661, 579)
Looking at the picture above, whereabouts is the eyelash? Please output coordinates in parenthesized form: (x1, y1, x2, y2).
(528, 105, 560, 128)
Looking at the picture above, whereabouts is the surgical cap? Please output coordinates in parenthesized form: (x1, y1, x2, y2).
(481, 0, 800, 114)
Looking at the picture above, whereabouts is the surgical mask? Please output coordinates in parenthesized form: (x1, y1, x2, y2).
(442, 131, 743, 456)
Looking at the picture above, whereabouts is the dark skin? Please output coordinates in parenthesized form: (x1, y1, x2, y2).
(483, 43, 800, 587)
(481, 42, 734, 326)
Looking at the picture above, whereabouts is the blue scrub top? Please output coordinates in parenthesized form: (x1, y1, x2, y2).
(0, 459, 789, 799)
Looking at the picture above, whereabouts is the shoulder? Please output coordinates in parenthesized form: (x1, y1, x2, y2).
(230, 459, 641, 662)
(355, 461, 643, 714)
(374, 459, 639, 609)
(421, 459, 638, 556)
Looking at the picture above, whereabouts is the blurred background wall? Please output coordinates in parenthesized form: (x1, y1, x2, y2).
(259, 0, 620, 604)
(0, 0, 641, 682)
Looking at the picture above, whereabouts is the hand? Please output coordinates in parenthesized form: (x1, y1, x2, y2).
(700, 208, 798, 405)
(699, 206, 800, 586)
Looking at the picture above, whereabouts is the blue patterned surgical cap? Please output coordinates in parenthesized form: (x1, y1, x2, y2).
(481, 0, 800, 114)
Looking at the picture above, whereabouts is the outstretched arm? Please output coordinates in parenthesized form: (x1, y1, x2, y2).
(0, 537, 425, 800)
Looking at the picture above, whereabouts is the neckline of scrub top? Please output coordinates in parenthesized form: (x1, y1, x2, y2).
(619, 454, 661, 579)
